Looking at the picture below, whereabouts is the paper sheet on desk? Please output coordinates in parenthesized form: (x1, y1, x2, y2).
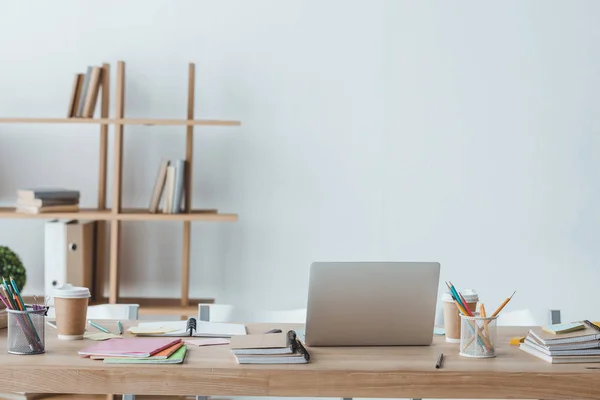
(127, 321, 186, 334)
(185, 338, 230, 346)
(85, 332, 123, 341)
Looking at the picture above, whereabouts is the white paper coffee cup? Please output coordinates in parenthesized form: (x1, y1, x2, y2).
(441, 289, 479, 343)
(53, 284, 90, 340)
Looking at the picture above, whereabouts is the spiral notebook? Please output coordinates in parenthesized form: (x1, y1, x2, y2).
(128, 318, 247, 338)
(229, 330, 310, 364)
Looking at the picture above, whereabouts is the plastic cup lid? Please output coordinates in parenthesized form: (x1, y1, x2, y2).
(441, 289, 479, 302)
(53, 284, 90, 299)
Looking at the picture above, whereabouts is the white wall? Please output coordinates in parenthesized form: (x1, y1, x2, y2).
(0, 0, 598, 325)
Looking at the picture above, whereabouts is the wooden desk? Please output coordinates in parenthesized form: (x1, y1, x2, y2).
(0, 323, 598, 399)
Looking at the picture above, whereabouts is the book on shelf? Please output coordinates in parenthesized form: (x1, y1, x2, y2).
(149, 158, 186, 214)
(17, 188, 80, 201)
(520, 322, 600, 364)
(68, 65, 103, 118)
(149, 159, 170, 212)
(229, 330, 310, 364)
(15, 188, 80, 214)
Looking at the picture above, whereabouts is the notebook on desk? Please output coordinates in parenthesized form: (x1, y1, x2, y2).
(78, 337, 181, 358)
(128, 318, 247, 338)
(229, 330, 310, 364)
(528, 326, 600, 346)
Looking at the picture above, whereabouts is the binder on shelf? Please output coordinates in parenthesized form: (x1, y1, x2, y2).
(44, 219, 96, 304)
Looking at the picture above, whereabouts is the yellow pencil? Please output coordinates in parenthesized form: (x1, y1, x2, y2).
(480, 303, 489, 338)
(492, 291, 516, 317)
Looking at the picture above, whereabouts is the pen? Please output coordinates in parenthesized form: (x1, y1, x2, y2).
(264, 329, 282, 334)
(117, 320, 123, 334)
(88, 320, 110, 333)
(435, 353, 444, 369)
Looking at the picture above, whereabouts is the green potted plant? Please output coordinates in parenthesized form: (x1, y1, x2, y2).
(0, 246, 27, 292)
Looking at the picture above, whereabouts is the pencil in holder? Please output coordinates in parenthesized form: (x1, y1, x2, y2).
(459, 314, 497, 358)
(7, 305, 46, 355)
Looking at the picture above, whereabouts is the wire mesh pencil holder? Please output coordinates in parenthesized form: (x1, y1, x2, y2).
(7, 305, 46, 355)
(459, 314, 498, 358)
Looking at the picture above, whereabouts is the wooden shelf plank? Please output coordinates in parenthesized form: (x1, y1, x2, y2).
(115, 118, 241, 126)
(0, 117, 241, 126)
(119, 208, 238, 222)
(0, 207, 114, 220)
(0, 207, 237, 222)
(0, 117, 109, 124)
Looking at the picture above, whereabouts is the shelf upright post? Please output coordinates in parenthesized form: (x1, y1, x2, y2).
(95, 62, 110, 302)
(181, 63, 195, 307)
(109, 61, 125, 304)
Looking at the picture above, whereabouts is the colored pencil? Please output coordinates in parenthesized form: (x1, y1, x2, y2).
(89, 320, 110, 333)
(480, 303, 490, 338)
(491, 291, 516, 317)
(10, 276, 43, 344)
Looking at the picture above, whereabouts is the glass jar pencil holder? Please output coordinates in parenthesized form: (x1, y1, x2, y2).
(459, 314, 497, 358)
(7, 305, 46, 355)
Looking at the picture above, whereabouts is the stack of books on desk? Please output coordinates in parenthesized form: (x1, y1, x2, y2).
(78, 337, 187, 364)
(520, 322, 600, 364)
(229, 330, 310, 364)
(15, 188, 80, 214)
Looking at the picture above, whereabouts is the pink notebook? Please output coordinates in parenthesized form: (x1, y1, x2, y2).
(78, 337, 182, 358)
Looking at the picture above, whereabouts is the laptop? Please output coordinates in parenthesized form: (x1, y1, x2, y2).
(304, 261, 440, 347)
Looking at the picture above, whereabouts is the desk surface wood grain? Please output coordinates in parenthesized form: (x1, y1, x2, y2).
(0, 322, 598, 399)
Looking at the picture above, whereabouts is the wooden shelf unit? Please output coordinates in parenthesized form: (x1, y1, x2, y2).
(0, 61, 240, 307)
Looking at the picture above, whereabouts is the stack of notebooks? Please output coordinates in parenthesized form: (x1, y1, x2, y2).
(15, 188, 80, 214)
(520, 321, 600, 364)
(128, 318, 247, 338)
(229, 330, 310, 364)
(78, 337, 187, 364)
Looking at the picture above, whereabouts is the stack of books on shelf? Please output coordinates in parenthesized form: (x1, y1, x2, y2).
(67, 65, 104, 118)
(78, 337, 187, 365)
(520, 321, 600, 364)
(15, 188, 80, 214)
(229, 330, 310, 364)
(148, 159, 187, 214)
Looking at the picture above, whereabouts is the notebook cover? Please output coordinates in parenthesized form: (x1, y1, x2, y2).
(529, 326, 600, 345)
(230, 330, 298, 355)
(78, 337, 182, 357)
(230, 332, 289, 350)
(527, 333, 600, 351)
(97, 341, 184, 360)
(542, 322, 585, 335)
(103, 345, 187, 364)
(520, 342, 600, 364)
(233, 350, 310, 364)
(524, 338, 600, 356)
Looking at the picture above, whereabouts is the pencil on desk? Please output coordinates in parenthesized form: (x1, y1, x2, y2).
(89, 320, 110, 333)
(435, 353, 444, 369)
